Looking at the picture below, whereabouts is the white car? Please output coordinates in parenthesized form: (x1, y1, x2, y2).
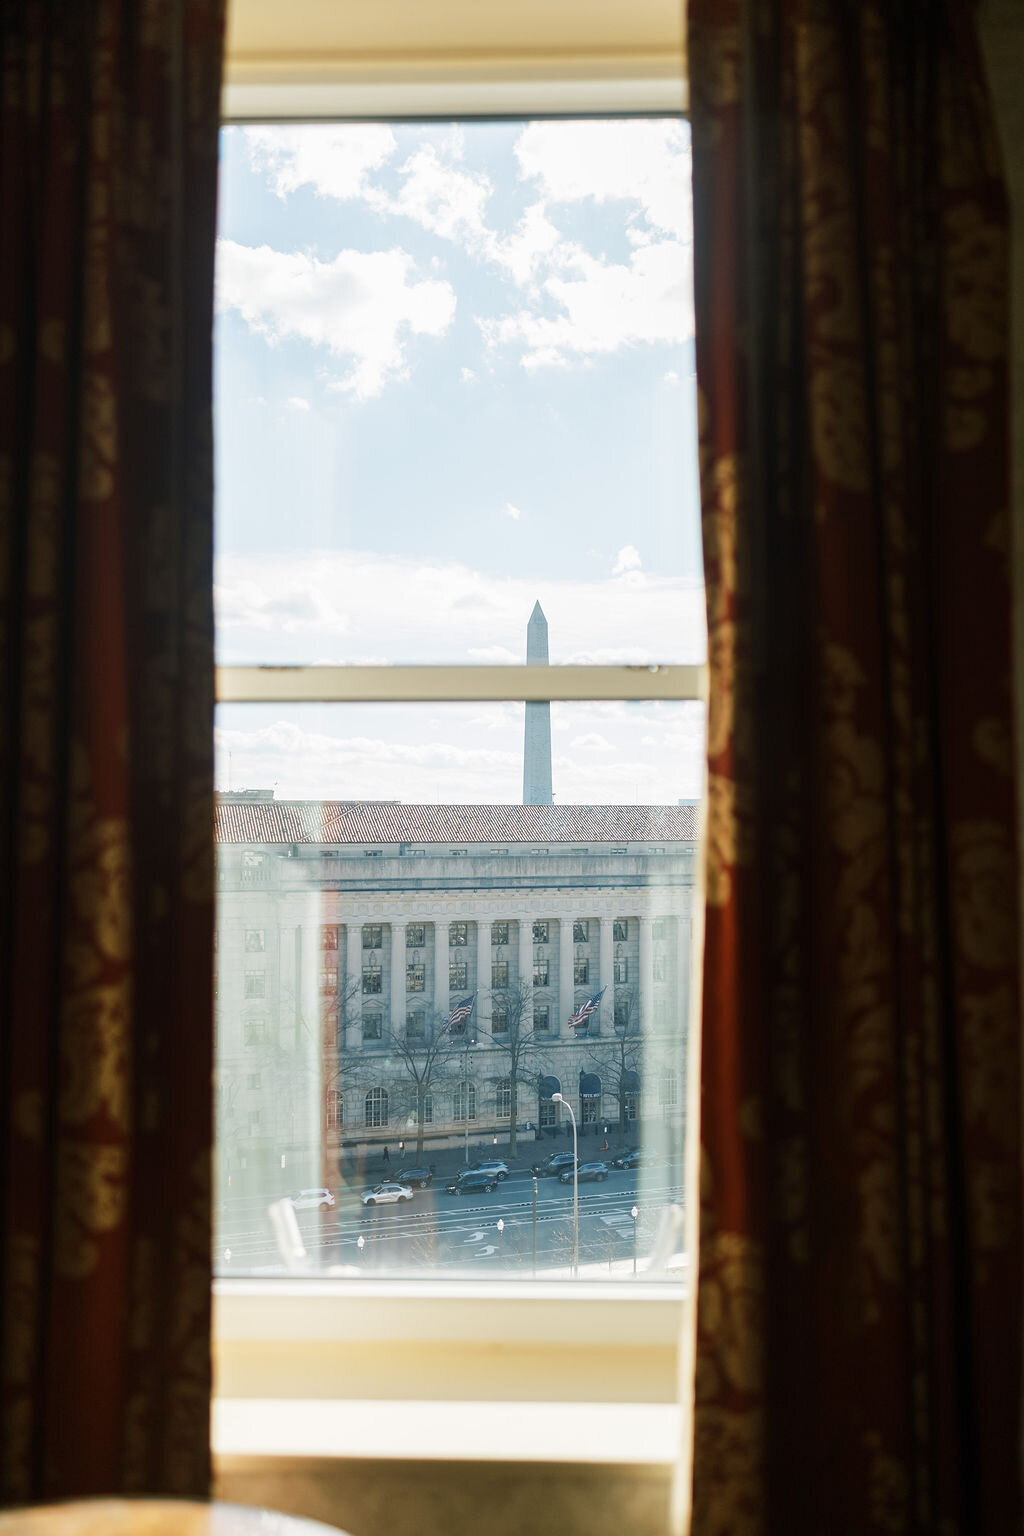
(361, 1181, 414, 1207)
(469, 1160, 510, 1181)
(289, 1187, 336, 1210)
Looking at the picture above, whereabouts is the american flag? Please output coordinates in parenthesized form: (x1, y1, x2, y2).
(442, 995, 476, 1033)
(568, 987, 606, 1032)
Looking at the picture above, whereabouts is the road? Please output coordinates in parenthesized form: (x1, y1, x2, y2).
(217, 1163, 685, 1277)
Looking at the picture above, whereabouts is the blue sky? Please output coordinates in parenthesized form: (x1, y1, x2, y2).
(214, 119, 705, 802)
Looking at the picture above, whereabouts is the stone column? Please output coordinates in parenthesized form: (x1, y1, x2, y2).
(516, 919, 532, 1029)
(433, 918, 449, 1028)
(558, 918, 573, 1038)
(476, 919, 491, 1034)
(390, 920, 406, 1036)
(598, 915, 614, 1035)
(345, 923, 362, 1043)
(677, 915, 691, 1036)
(639, 916, 654, 1032)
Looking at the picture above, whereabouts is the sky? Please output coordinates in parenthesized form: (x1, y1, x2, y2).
(214, 118, 704, 803)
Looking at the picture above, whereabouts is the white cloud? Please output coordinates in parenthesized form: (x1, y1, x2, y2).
(663, 370, 681, 387)
(569, 733, 615, 753)
(245, 124, 397, 202)
(460, 367, 477, 382)
(467, 645, 520, 663)
(216, 239, 455, 399)
(612, 545, 643, 576)
(368, 142, 494, 249)
(502, 502, 522, 521)
(285, 395, 311, 411)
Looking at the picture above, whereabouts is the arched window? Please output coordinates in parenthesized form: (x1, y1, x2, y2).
(365, 1087, 389, 1127)
(453, 1081, 476, 1122)
(496, 1079, 511, 1118)
(659, 1072, 678, 1107)
(326, 1089, 343, 1130)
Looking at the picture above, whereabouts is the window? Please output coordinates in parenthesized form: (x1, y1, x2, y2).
(247, 1072, 261, 1089)
(326, 1090, 343, 1130)
(363, 925, 382, 950)
(533, 960, 549, 987)
(574, 960, 589, 985)
(364, 849, 382, 858)
(492, 922, 510, 946)
(450, 922, 468, 946)
(362, 1013, 382, 1042)
(614, 1003, 631, 1031)
(624, 1093, 639, 1122)
(573, 920, 589, 943)
(532, 920, 549, 944)
(539, 1098, 557, 1128)
(491, 961, 509, 988)
(243, 1019, 267, 1046)
(491, 1000, 509, 1034)
(613, 919, 628, 942)
(407, 1010, 425, 1039)
(449, 961, 468, 989)
(453, 1081, 476, 1122)
(659, 1072, 678, 1107)
(320, 968, 338, 994)
(582, 1097, 599, 1124)
(244, 971, 265, 998)
(534, 1007, 550, 1033)
(614, 957, 628, 984)
(652, 953, 667, 982)
(244, 928, 265, 952)
(406, 964, 425, 992)
(320, 924, 339, 950)
(406, 923, 425, 948)
(652, 918, 669, 941)
(365, 1087, 388, 1127)
(496, 1079, 512, 1118)
(248, 1110, 261, 1133)
(362, 965, 382, 994)
(423, 1093, 433, 1124)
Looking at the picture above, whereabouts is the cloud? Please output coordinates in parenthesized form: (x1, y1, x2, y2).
(663, 370, 681, 387)
(612, 545, 643, 576)
(245, 124, 397, 202)
(569, 733, 615, 753)
(502, 503, 522, 521)
(285, 395, 311, 411)
(467, 645, 520, 663)
(216, 240, 455, 399)
(460, 367, 477, 382)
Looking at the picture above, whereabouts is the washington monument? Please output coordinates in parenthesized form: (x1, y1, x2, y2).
(523, 601, 553, 805)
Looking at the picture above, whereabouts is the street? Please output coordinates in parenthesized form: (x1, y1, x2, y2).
(217, 1162, 685, 1277)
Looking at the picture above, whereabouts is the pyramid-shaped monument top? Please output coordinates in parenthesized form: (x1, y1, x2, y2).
(526, 601, 549, 664)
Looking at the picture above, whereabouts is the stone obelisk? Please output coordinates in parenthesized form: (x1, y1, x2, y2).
(523, 601, 553, 805)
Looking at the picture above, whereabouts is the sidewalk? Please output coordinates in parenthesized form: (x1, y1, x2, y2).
(337, 1125, 633, 1186)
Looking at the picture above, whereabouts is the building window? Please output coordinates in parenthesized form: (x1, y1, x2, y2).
(450, 848, 468, 857)
(407, 923, 426, 948)
(653, 918, 669, 941)
(453, 1082, 476, 1122)
(244, 971, 265, 998)
(532, 920, 549, 944)
(496, 1079, 512, 1118)
(533, 960, 549, 987)
(574, 960, 589, 985)
(614, 957, 628, 984)
(365, 1087, 388, 1127)
(660, 1073, 678, 1107)
(320, 968, 338, 994)
(362, 965, 382, 994)
(624, 1094, 639, 1122)
(491, 1000, 509, 1035)
(363, 924, 382, 950)
(491, 961, 509, 989)
(539, 1098, 557, 1128)
(653, 953, 667, 982)
(320, 924, 339, 950)
(364, 849, 383, 857)
(248, 1110, 261, 1133)
(423, 1093, 433, 1124)
(492, 922, 510, 946)
(654, 996, 670, 1024)
(449, 961, 468, 989)
(247, 1073, 261, 1089)
(406, 964, 425, 992)
(244, 1019, 267, 1046)
(614, 1002, 631, 1030)
(407, 1010, 425, 1040)
(363, 1013, 382, 1041)
(582, 1097, 599, 1124)
(450, 922, 468, 946)
(534, 1007, 550, 1032)
(244, 929, 265, 952)
(613, 919, 628, 942)
(573, 920, 589, 943)
(326, 1090, 343, 1130)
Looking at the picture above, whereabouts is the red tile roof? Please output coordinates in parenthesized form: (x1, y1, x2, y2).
(214, 800, 698, 846)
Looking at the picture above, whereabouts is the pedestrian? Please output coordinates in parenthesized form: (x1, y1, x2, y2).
(382, 1145, 390, 1165)
(601, 1136, 609, 1152)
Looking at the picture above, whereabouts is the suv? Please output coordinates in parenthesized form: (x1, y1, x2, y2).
(532, 1152, 579, 1178)
(612, 1147, 656, 1171)
(394, 1167, 433, 1189)
(445, 1170, 497, 1195)
(469, 1160, 510, 1181)
(560, 1161, 609, 1184)
(289, 1188, 336, 1210)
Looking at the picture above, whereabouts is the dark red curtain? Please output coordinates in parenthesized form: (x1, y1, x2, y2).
(0, 0, 224, 1500)
(689, 0, 1021, 1531)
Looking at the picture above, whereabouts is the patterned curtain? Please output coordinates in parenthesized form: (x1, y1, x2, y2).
(0, 0, 224, 1502)
(688, 1, 1021, 1532)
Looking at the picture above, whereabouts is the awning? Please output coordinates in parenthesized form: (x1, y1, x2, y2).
(622, 1070, 641, 1093)
(537, 1074, 562, 1101)
(579, 1072, 602, 1098)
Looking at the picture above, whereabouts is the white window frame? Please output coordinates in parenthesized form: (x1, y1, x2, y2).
(213, 49, 703, 1480)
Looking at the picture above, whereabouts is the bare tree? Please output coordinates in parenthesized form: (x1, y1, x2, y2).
(379, 1013, 463, 1157)
(483, 979, 549, 1156)
(584, 989, 643, 1146)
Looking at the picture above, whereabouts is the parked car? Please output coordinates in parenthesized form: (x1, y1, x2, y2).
(612, 1147, 656, 1171)
(361, 1181, 414, 1207)
(559, 1161, 609, 1184)
(445, 1170, 497, 1195)
(289, 1187, 336, 1210)
(532, 1152, 579, 1178)
(394, 1167, 433, 1189)
(469, 1159, 510, 1181)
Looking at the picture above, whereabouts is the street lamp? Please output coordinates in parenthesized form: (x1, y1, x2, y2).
(497, 1216, 504, 1260)
(631, 1204, 639, 1275)
(551, 1093, 579, 1278)
(462, 1032, 476, 1166)
(357, 1234, 365, 1262)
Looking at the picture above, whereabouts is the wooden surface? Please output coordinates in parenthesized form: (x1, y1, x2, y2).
(0, 1501, 348, 1536)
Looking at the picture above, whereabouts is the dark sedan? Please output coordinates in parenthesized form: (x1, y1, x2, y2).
(612, 1147, 656, 1171)
(394, 1167, 433, 1189)
(445, 1170, 497, 1195)
(558, 1161, 609, 1184)
(532, 1152, 578, 1178)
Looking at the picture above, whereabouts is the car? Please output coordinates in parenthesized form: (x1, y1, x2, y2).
(469, 1159, 510, 1180)
(612, 1147, 657, 1171)
(394, 1167, 433, 1189)
(559, 1161, 609, 1184)
(361, 1182, 414, 1207)
(445, 1170, 497, 1195)
(289, 1187, 336, 1210)
(532, 1152, 579, 1178)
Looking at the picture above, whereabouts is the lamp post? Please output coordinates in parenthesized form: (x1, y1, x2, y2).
(497, 1216, 504, 1263)
(531, 1175, 538, 1277)
(631, 1205, 639, 1276)
(462, 1031, 475, 1166)
(551, 1092, 579, 1278)
(357, 1234, 365, 1264)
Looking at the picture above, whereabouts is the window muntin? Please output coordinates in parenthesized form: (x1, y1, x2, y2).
(532, 921, 549, 944)
(492, 922, 510, 946)
(365, 1087, 388, 1127)
(449, 961, 468, 989)
(406, 964, 425, 992)
(362, 964, 382, 994)
(406, 923, 426, 948)
(453, 1081, 477, 1122)
(449, 922, 468, 947)
(533, 960, 549, 987)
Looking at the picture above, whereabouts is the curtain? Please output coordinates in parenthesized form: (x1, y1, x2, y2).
(0, 0, 224, 1501)
(688, 1, 1021, 1532)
